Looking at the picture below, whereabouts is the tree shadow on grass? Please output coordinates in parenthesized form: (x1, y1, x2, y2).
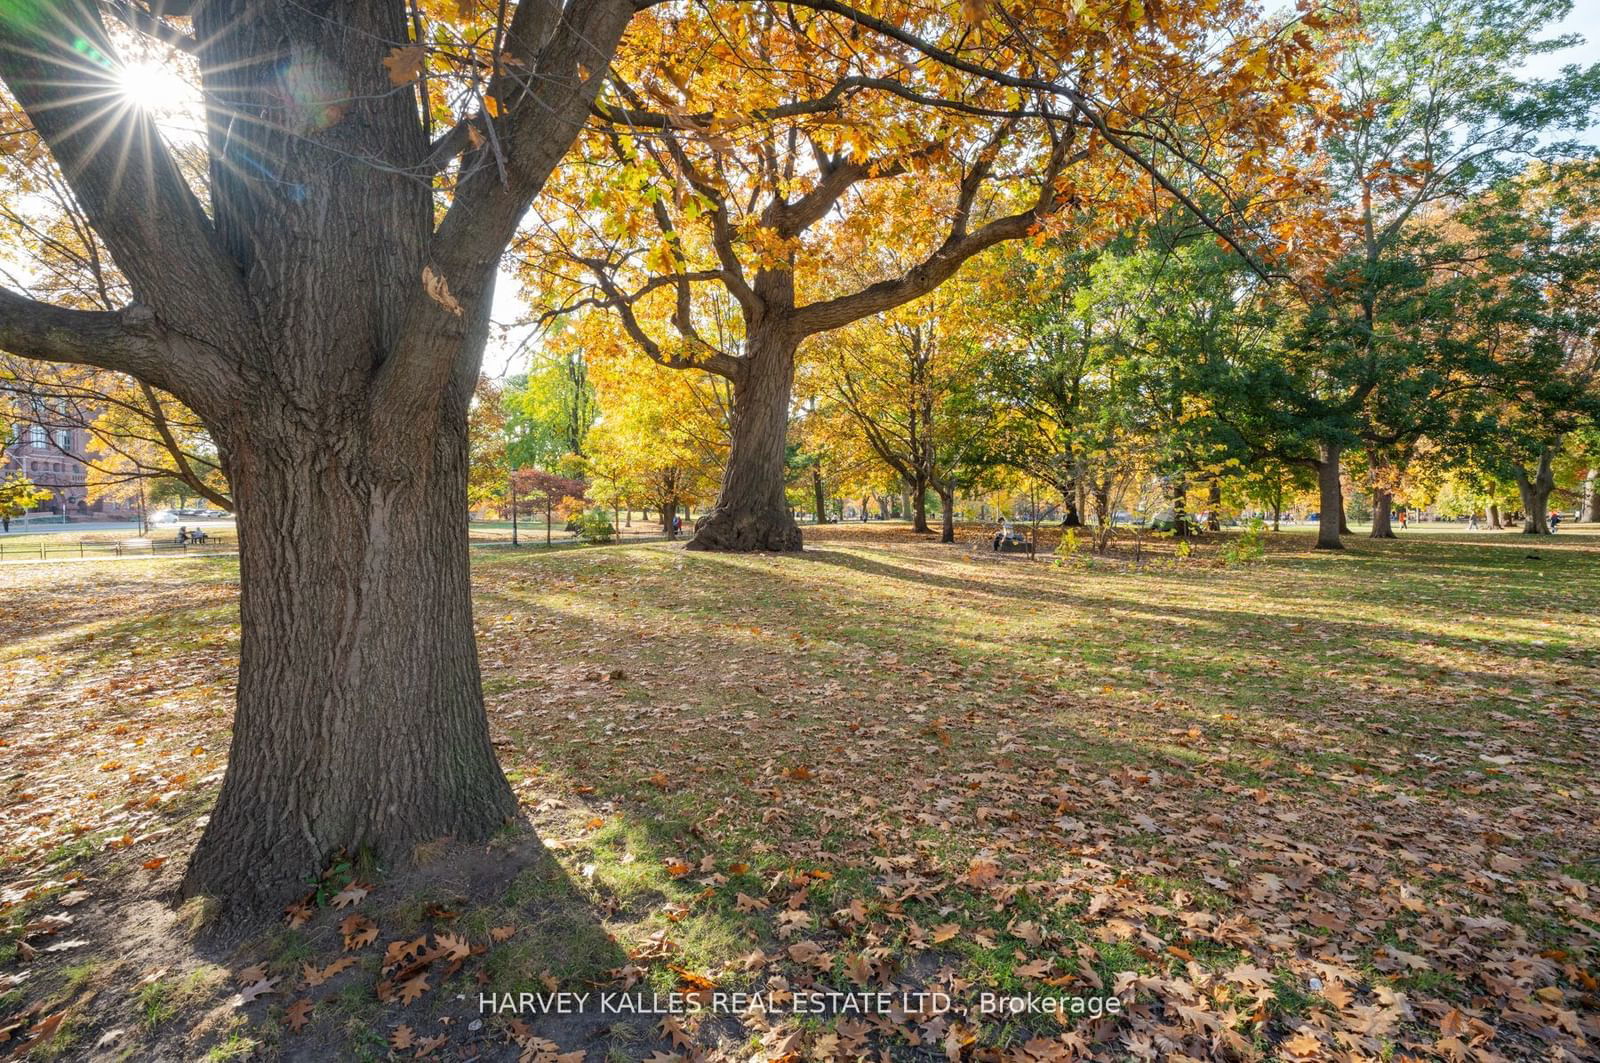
(2, 811, 747, 1061)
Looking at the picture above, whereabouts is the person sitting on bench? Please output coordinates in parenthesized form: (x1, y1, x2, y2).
(992, 518, 1012, 551)
(177, 526, 189, 544)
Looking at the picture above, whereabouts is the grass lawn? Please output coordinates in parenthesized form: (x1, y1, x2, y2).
(1, 524, 1597, 1061)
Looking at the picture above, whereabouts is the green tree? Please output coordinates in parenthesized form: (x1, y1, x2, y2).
(504, 345, 597, 470)
(1268, 0, 1599, 547)
(0, 470, 50, 531)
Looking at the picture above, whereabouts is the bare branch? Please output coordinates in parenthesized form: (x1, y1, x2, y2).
(103, 0, 196, 52)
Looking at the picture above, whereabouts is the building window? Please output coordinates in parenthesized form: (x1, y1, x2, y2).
(56, 429, 72, 450)
(29, 424, 46, 447)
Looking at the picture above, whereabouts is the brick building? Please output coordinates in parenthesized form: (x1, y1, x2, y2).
(3, 417, 130, 517)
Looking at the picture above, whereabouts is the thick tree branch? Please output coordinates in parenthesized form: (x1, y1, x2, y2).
(378, 0, 635, 421)
(592, 74, 1067, 133)
(0, 288, 184, 393)
(792, 127, 1073, 335)
(582, 262, 746, 383)
(0, 0, 253, 362)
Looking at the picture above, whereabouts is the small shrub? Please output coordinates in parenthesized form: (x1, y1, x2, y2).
(1174, 539, 1193, 562)
(1056, 528, 1081, 558)
(1222, 519, 1266, 565)
(577, 509, 616, 544)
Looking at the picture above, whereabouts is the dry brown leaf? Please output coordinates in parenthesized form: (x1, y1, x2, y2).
(285, 997, 313, 1033)
(382, 45, 425, 86)
(421, 266, 463, 317)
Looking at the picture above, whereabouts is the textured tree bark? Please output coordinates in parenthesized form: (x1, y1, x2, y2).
(1370, 489, 1395, 538)
(181, 388, 516, 908)
(1314, 444, 1343, 550)
(910, 475, 931, 533)
(661, 499, 677, 536)
(811, 468, 826, 525)
(937, 488, 956, 543)
(0, 0, 635, 917)
(1580, 469, 1597, 523)
(689, 330, 802, 552)
(1488, 503, 1503, 529)
(1513, 449, 1555, 534)
(1171, 474, 1189, 537)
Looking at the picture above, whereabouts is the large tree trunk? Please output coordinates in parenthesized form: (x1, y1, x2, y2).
(1370, 489, 1395, 538)
(1513, 449, 1555, 534)
(1092, 479, 1110, 528)
(910, 475, 931, 533)
(1314, 444, 1343, 550)
(1579, 468, 1597, 523)
(1488, 503, 1503, 529)
(1171, 474, 1189, 537)
(0, 0, 639, 924)
(811, 468, 826, 525)
(1060, 491, 1081, 527)
(182, 398, 516, 908)
(661, 498, 677, 537)
(937, 488, 955, 543)
(689, 331, 802, 552)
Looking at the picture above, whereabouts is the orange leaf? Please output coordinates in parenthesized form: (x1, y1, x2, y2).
(383, 45, 425, 86)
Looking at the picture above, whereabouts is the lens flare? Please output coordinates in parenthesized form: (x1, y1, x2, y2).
(115, 59, 198, 119)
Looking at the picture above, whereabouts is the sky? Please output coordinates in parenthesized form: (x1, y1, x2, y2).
(1521, 5, 1600, 80)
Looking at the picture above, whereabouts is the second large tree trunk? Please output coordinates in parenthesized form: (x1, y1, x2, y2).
(181, 397, 516, 911)
(1514, 449, 1556, 534)
(689, 331, 802, 552)
(911, 475, 931, 533)
(1060, 491, 1082, 527)
(1370, 489, 1396, 538)
(937, 488, 956, 544)
(1314, 444, 1343, 550)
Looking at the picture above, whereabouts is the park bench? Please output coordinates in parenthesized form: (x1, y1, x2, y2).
(987, 532, 1035, 557)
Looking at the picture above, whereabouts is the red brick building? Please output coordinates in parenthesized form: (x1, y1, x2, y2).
(3, 417, 131, 517)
